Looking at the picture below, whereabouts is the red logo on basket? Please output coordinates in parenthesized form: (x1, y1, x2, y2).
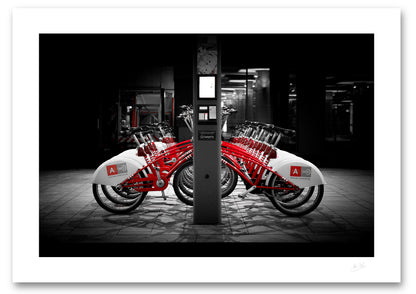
(106, 164, 118, 176)
(290, 166, 301, 177)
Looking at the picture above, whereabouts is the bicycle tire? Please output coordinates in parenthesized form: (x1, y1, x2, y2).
(173, 158, 238, 205)
(92, 172, 148, 214)
(267, 172, 324, 217)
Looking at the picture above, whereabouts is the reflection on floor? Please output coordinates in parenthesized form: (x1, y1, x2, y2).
(40, 169, 373, 248)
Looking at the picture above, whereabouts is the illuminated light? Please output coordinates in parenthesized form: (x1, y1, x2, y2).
(326, 90, 348, 93)
(238, 68, 270, 73)
(247, 68, 270, 72)
(228, 80, 246, 83)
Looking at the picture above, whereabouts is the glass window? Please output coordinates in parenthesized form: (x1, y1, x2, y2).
(325, 82, 355, 142)
(221, 67, 270, 138)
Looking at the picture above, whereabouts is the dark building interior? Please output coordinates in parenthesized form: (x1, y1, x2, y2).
(40, 34, 374, 170)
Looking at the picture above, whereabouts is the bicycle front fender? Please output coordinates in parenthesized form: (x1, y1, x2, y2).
(266, 150, 326, 189)
(91, 150, 147, 186)
(116, 149, 147, 165)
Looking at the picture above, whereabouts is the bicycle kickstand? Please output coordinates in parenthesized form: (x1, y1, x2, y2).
(238, 186, 257, 199)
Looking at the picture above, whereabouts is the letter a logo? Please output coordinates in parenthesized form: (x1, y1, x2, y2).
(290, 166, 301, 177)
(106, 164, 118, 176)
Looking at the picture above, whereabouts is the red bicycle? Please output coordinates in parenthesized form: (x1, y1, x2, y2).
(172, 121, 326, 216)
(92, 108, 326, 216)
(91, 111, 237, 213)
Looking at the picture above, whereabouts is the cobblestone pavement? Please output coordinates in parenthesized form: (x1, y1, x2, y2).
(39, 169, 373, 249)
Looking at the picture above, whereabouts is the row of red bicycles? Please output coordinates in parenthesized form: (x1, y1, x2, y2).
(91, 105, 326, 216)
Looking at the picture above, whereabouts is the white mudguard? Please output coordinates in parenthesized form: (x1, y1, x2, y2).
(139, 142, 167, 152)
(266, 149, 326, 188)
(92, 149, 147, 186)
(116, 149, 146, 164)
(155, 142, 167, 151)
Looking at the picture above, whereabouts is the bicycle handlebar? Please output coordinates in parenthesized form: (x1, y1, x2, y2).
(241, 121, 296, 137)
(120, 126, 153, 138)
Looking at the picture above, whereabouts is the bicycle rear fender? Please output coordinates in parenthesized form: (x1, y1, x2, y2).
(91, 150, 147, 186)
(266, 149, 326, 188)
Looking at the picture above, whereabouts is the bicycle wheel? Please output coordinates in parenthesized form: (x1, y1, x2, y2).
(179, 158, 237, 198)
(267, 174, 324, 216)
(92, 176, 148, 214)
(173, 158, 238, 206)
(111, 185, 142, 199)
(108, 169, 150, 201)
(102, 185, 141, 205)
(173, 160, 195, 206)
(264, 187, 312, 208)
(262, 174, 305, 202)
(220, 157, 238, 197)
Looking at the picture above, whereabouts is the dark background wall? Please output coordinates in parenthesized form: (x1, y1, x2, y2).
(40, 34, 194, 169)
(221, 34, 374, 167)
(40, 34, 373, 170)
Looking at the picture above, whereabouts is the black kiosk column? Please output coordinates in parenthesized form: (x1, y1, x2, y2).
(193, 36, 221, 224)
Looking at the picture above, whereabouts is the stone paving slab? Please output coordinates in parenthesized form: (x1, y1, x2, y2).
(40, 168, 374, 248)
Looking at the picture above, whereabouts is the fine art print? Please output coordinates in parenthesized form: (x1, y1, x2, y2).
(12, 8, 400, 283)
(39, 33, 374, 258)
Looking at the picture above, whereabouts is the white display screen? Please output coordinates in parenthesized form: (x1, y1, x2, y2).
(199, 76, 216, 98)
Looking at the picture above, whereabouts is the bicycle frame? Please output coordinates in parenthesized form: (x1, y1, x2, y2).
(119, 141, 194, 192)
(92, 107, 325, 200)
(220, 144, 298, 192)
(92, 107, 327, 217)
(228, 123, 326, 190)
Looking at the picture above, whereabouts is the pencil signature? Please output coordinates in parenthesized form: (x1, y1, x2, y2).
(351, 262, 366, 272)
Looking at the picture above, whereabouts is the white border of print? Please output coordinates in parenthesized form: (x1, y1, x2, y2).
(12, 8, 400, 283)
